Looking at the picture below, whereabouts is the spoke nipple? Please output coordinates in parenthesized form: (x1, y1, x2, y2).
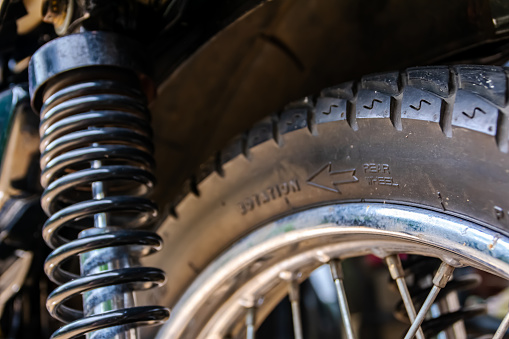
(385, 254, 404, 280)
(239, 295, 262, 308)
(288, 280, 300, 302)
(371, 247, 390, 259)
(315, 250, 331, 263)
(279, 271, 292, 281)
(329, 259, 344, 280)
(246, 307, 256, 326)
(433, 262, 455, 288)
(442, 256, 463, 267)
(279, 270, 301, 282)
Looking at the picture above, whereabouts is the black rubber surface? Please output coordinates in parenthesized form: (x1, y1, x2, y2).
(157, 65, 509, 307)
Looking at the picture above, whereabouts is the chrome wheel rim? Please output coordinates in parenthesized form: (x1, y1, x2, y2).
(156, 203, 509, 339)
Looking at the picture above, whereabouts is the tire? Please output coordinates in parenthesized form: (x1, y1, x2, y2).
(154, 65, 509, 310)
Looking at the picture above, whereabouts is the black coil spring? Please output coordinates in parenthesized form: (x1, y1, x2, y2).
(38, 71, 169, 338)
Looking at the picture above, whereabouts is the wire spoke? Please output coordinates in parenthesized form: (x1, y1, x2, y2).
(288, 280, 304, 339)
(493, 310, 509, 339)
(245, 307, 256, 339)
(330, 259, 356, 339)
(404, 262, 455, 339)
(385, 255, 425, 339)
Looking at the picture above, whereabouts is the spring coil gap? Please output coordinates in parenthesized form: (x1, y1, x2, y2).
(38, 73, 169, 339)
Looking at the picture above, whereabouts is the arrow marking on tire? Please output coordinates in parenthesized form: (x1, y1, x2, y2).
(307, 162, 358, 193)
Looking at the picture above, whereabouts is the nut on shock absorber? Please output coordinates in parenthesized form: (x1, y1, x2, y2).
(29, 32, 169, 339)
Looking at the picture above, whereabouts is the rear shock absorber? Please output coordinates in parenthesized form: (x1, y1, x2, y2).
(29, 32, 169, 338)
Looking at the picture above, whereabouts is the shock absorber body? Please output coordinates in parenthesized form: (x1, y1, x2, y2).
(29, 32, 169, 339)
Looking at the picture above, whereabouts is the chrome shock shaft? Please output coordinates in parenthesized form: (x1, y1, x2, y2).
(79, 157, 139, 339)
(29, 32, 169, 339)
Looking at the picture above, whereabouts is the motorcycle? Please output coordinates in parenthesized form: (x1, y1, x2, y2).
(1, 0, 509, 338)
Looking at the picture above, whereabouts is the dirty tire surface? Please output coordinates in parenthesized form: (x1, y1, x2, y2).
(155, 65, 509, 307)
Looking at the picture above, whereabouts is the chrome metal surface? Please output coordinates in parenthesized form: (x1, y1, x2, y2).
(404, 263, 455, 339)
(245, 307, 255, 339)
(385, 255, 424, 339)
(493, 310, 509, 339)
(30, 32, 169, 339)
(154, 203, 509, 339)
(288, 280, 303, 339)
(329, 259, 356, 339)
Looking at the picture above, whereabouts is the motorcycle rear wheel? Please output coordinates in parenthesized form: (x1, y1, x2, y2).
(149, 65, 509, 338)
